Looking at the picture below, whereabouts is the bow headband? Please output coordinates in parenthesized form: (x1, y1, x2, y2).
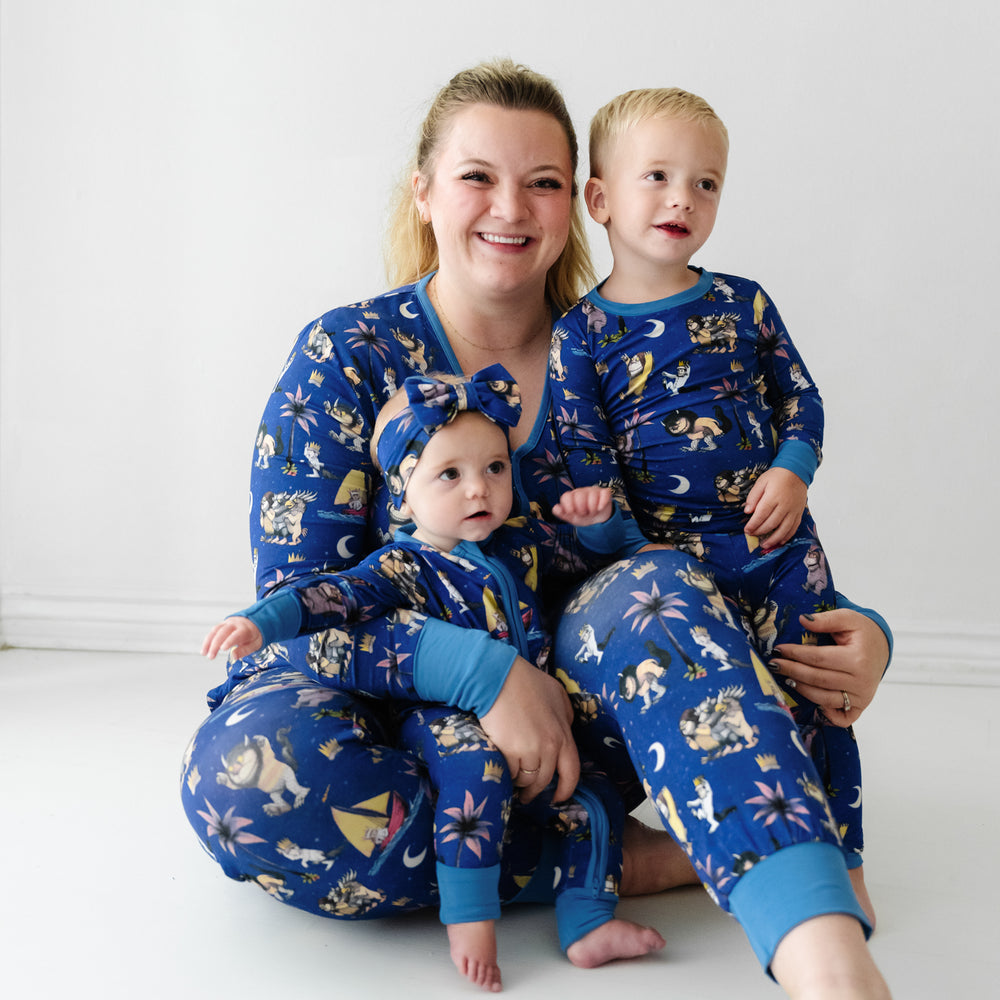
(376, 364, 521, 509)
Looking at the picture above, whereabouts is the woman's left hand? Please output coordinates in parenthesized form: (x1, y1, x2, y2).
(770, 608, 889, 727)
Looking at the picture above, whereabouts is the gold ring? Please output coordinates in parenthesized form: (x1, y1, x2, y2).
(520, 767, 540, 775)
(841, 690, 851, 712)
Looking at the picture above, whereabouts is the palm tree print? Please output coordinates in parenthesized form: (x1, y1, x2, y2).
(624, 580, 697, 672)
(555, 405, 600, 444)
(196, 799, 267, 857)
(745, 779, 812, 835)
(346, 319, 391, 363)
(615, 407, 658, 483)
(756, 320, 790, 364)
(532, 448, 573, 492)
(711, 377, 751, 449)
(280, 385, 319, 474)
(440, 790, 493, 864)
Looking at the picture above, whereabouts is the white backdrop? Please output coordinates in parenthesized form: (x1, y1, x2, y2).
(2, 0, 997, 681)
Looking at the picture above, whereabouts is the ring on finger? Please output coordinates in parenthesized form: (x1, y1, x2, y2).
(841, 690, 851, 712)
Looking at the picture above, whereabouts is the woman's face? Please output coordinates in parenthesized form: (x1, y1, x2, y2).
(414, 104, 574, 304)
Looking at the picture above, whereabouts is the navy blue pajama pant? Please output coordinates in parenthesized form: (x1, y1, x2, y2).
(396, 704, 623, 949)
(181, 669, 620, 951)
(553, 541, 867, 967)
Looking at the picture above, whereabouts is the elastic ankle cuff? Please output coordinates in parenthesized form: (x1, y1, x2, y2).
(729, 841, 871, 976)
(555, 888, 616, 952)
(436, 862, 501, 925)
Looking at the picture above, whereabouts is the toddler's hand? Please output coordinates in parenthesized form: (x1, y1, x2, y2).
(552, 486, 613, 527)
(202, 617, 263, 661)
(743, 467, 807, 550)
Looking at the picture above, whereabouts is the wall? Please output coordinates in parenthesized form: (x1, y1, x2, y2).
(2, 0, 998, 682)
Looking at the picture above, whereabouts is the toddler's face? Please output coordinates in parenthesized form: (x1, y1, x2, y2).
(586, 116, 728, 297)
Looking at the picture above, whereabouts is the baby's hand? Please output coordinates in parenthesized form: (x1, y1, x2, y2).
(202, 617, 263, 661)
(552, 486, 613, 527)
(743, 467, 807, 550)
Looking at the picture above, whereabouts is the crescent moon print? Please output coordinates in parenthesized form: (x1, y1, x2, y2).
(399, 300, 419, 319)
(403, 845, 427, 868)
(224, 706, 256, 727)
(337, 536, 356, 560)
(668, 475, 691, 495)
(644, 318, 666, 338)
(649, 741, 666, 772)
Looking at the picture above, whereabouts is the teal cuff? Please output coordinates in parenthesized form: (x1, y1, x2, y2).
(575, 505, 627, 555)
(234, 589, 304, 648)
(414, 617, 518, 714)
(436, 862, 501, 925)
(729, 841, 871, 976)
(772, 439, 819, 485)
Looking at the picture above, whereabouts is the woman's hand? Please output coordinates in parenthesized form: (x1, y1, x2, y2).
(479, 655, 580, 803)
(770, 609, 889, 727)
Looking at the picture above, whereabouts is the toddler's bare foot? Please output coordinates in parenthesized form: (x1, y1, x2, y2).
(448, 920, 502, 992)
(849, 865, 876, 932)
(566, 918, 666, 969)
(620, 815, 699, 896)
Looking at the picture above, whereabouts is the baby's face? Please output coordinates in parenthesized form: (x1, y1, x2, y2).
(401, 412, 513, 551)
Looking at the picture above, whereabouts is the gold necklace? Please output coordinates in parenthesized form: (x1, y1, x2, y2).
(429, 277, 549, 354)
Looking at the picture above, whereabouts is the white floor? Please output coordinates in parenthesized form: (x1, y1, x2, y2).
(2, 647, 997, 999)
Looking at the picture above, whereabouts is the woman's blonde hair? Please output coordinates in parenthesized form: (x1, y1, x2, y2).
(385, 58, 595, 314)
(589, 87, 729, 179)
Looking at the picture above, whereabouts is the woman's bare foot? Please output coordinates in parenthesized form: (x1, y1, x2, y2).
(566, 917, 666, 969)
(620, 815, 699, 896)
(849, 865, 876, 931)
(448, 920, 502, 992)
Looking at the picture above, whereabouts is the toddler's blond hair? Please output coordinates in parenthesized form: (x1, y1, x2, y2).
(589, 88, 729, 179)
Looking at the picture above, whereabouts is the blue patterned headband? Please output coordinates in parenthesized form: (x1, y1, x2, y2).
(376, 364, 521, 509)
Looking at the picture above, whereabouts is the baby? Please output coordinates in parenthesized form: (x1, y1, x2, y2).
(204, 364, 664, 991)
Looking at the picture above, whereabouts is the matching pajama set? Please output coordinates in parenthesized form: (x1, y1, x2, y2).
(181, 272, 885, 970)
(549, 268, 865, 878)
(228, 504, 631, 947)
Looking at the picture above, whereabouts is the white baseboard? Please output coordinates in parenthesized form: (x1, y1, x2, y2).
(0, 592, 247, 656)
(2, 593, 999, 685)
(879, 622, 1000, 686)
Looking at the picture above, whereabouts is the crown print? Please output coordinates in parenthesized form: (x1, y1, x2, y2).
(483, 761, 504, 783)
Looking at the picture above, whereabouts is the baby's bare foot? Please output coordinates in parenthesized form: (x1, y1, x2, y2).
(448, 920, 502, 992)
(566, 918, 666, 969)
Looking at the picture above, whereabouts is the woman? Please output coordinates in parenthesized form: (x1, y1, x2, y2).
(182, 59, 891, 997)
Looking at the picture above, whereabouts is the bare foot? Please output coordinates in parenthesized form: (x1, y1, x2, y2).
(620, 815, 699, 896)
(566, 917, 666, 969)
(849, 865, 876, 932)
(448, 920, 502, 992)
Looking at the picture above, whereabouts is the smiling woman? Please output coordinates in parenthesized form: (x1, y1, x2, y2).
(181, 58, 893, 999)
(412, 104, 573, 307)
